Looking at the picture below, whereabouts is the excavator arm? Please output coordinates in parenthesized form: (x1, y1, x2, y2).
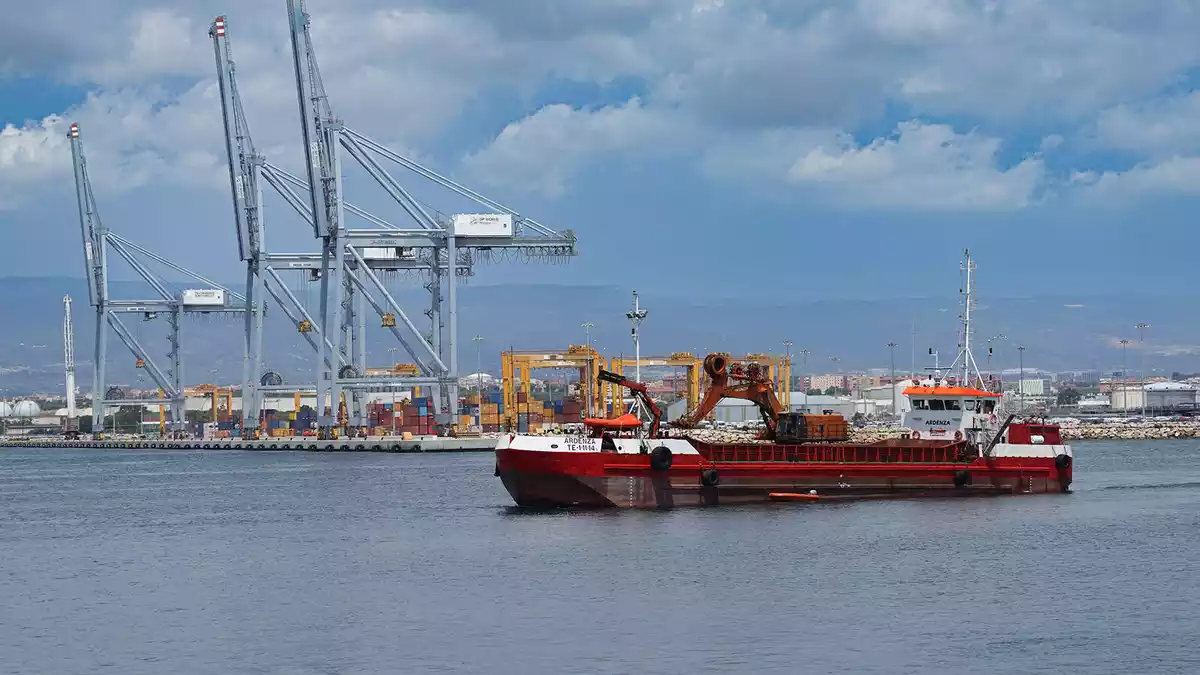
(673, 354, 783, 439)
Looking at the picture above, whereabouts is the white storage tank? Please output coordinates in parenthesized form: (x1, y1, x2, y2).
(11, 400, 41, 418)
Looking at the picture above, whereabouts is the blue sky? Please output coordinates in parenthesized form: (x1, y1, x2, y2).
(4, 0, 1200, 302)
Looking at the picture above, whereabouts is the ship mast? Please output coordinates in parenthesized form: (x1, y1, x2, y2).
(949, 248, 984, 388)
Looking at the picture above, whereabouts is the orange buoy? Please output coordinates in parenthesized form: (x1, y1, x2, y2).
(768, 492, 821, 502)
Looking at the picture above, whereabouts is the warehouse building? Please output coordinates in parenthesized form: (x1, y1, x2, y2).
(1142, 382, 1198, 410)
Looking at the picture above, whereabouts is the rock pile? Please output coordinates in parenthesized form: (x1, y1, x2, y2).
(1057, 421, 1200, 440)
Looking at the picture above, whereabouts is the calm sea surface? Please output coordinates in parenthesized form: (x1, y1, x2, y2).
(1, 441, 1198, 674)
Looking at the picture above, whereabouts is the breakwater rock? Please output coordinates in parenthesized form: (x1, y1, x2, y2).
(1057, 421, 1200, 440)
(851, 423, 1200, 442)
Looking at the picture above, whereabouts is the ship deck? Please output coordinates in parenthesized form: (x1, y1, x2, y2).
(693, 439, 976, 464)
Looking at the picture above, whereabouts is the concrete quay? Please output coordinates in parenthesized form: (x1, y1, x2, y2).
(0, 436, 498, 452)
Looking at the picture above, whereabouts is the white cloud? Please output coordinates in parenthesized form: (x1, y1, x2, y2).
(783, 121, 1045, 210)
(0, 115, 72, 209)
(1071, 156, 1200, 201)
(1090, 92, 1200, 158)
(4, 0, 1200, 217)
(463, 98, 687, 197)
(74, 9, 211, 85)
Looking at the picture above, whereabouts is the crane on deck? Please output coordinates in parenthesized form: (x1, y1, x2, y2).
(673, 354, 847, 443)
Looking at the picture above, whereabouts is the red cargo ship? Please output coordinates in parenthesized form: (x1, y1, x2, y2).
(494, 381, 1073, 508)
(495, 250, 1073, 509)
(497, 335, 1074, 509)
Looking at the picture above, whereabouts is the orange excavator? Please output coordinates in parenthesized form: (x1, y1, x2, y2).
(674, 353, 784, 438)
(583, 353, 846, 444)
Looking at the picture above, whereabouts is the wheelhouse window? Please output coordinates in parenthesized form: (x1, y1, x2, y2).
(944, 400, 961, 411)
(964, 400, 977, 411)
(912, 399, 929, 410)
(929, 399, 946, 411)
(982, 400, 996, 413)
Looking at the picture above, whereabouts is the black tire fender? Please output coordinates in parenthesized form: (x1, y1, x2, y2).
(649, 446, 673, 472)
(1055, 454, 1072, 470)
(701, 468, 719, 487)
(953, 469, 973, 488)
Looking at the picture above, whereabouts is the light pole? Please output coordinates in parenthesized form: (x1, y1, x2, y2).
(582, 322, 595, 417)
(388, 347, 399, 435)
(1016, 345, 1026, 414)
(1135, 322, 1150, 416)
(472, 336, 483, 426)
(799, 348, 810, 392)
(829, 356, 842, 394)
(782, 340, 793, 392)
(1119, 339, 1131, 415)
(626, 291, 648, 417)
(887, 342, 898, 419)
(988, 334, 1007, 393)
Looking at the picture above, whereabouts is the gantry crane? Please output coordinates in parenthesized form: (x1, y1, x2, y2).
(212, 9, 577, 438)
(212, 15, 460, 437)
(608, 352, 702, 415)
(68, 123, 245, 438)
(501, 347, 607, 424)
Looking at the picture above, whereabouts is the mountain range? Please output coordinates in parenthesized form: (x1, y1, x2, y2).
(1, 276, 1196, 395)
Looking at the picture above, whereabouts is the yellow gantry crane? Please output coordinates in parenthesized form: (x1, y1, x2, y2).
(608, 352, 702, 416)
(501, 346, 607, 425)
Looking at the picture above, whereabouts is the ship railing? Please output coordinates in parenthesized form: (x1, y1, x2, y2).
(702, 442, 977, 464)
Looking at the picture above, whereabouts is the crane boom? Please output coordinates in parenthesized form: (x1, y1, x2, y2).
(590, 369, 662, 439)
(674, 354, 784, 438)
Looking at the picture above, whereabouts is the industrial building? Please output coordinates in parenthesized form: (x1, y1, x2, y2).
(1143, 382, 1198, 409)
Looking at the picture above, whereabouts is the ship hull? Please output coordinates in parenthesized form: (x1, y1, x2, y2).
(496, 441, 1072, 509)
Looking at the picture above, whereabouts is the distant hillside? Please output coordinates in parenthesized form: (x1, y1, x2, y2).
(0, 276, 1196, 394)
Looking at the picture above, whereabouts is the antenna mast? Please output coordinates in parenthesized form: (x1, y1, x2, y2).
(63, 295, 76, 420)
(952, 248, 984, 388)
